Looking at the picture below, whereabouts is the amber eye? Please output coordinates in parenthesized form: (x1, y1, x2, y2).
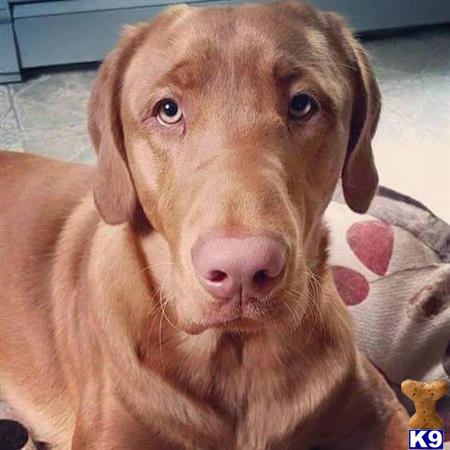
(156, 99, 183, 125)
(288, 93, 319, 120)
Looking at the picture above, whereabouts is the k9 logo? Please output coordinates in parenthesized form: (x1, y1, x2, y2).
(409, 429, 444, 449)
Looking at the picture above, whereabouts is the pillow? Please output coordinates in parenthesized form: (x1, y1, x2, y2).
(328, 186, 450, 443)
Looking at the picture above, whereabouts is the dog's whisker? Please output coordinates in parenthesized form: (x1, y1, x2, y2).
(157, 268, 175, 367)
(158, 304, 165, 369)
(279, 298, 298, 324)
(284, 287, 322, 332)
(144, 267, 174, 362)
(136, 261, 175, 277)
(161, 294, 183, 332)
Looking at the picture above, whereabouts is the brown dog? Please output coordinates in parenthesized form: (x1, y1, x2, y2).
(0, 2, 407, 449)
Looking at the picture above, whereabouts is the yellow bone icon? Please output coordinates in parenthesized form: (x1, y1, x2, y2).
(401, 379, 448, 429)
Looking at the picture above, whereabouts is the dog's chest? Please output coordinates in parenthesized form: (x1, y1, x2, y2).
(169, 333, 290, 412)
(164, 332, 333, 449)
(199, 337, 313, 448)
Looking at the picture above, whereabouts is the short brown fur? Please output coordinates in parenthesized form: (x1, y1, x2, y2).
(0, 2, 406, 449)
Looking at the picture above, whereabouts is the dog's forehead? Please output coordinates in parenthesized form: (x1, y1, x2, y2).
(174, 4, 332, 68)
(126, 3, 345, 113)
(151, 5, 337, 92)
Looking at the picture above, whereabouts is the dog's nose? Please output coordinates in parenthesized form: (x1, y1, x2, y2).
(192, 235, 287, 300)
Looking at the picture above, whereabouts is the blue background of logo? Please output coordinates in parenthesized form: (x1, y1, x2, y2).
(408, 429, 444, 449)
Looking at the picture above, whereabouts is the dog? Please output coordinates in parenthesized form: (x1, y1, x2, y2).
(0, 1, 408, 449)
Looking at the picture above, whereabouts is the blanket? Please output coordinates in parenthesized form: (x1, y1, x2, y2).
(329, 185, 450, 446)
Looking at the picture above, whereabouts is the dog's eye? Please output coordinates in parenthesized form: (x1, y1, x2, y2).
(288, 93, 319, 120)
(156, 99, 183, 125)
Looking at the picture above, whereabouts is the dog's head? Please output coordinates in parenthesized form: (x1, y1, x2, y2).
(88, 1, 380, 334)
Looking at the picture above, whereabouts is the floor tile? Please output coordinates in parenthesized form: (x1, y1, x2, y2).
(20, 124, 95, 164)
(0, 109, 23, 151)
(10, 69, 96, 131)
(0, 86, 10, 119)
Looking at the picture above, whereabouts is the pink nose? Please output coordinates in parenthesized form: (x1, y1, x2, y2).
(191, 235, 287, 301)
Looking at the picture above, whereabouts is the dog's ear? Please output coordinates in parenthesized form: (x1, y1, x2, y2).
(344, 36, 381, 213)
(323, 13, 381, 213)
(88, 35, 139, 225)
(89, 6, 189, 225)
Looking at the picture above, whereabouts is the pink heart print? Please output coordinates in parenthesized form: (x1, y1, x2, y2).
(331, 265, 370, 305)
(347, 220, 394, 276)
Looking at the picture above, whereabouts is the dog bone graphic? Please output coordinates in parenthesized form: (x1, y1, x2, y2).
(401, 379, 448, 429)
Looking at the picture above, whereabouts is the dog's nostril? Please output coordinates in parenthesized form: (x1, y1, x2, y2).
(207, 270, 228, 283)
(253, 270, 271, 285)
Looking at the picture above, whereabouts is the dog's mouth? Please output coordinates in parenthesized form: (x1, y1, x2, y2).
(185, 295, 284, 335)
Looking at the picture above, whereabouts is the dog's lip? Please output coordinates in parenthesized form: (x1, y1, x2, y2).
(185, 297, 282, 335)
(186, 315, 260, 335)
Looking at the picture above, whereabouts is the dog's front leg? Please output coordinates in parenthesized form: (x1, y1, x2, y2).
(71, 393, 183, 450)
(70, 390, 235, 450)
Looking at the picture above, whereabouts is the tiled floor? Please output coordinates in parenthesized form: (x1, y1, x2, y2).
(0, 26, 449, 222)
(0, 67, 97, 164)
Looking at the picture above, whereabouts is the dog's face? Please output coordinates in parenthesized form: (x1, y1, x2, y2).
(89, 1, 380, 334)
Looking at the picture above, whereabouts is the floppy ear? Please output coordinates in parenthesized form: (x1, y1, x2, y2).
(88, 38, 138, 225)
(89, 6, 190, 225)
(323, 13, 381, 213)
(343, 38, 381, 213)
